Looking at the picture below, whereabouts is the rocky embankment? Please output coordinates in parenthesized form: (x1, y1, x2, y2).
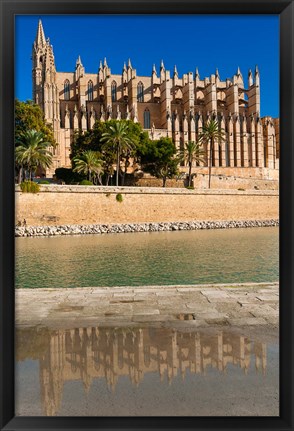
(15, 219, 279, 237)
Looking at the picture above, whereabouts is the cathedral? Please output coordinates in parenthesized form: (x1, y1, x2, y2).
(32, 20, 279, 179)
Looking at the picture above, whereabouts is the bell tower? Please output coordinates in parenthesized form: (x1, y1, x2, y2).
(32, 19, 47, 107)
(32, 20, 60, 128)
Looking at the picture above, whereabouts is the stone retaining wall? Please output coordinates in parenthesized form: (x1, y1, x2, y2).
(15, 185, 279, 227)
(133, 167, 279, 189)
(15, 219, 279, 237)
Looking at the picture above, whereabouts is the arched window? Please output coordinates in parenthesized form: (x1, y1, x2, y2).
(111, 81, 117, 102)
(64, 80, 70, 100)
(87, 80, 93, 101)
(137, 82, 144, 102)
(144, 109, 151, 129)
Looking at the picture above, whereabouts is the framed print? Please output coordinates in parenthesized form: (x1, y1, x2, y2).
(1, 0, 293, 430)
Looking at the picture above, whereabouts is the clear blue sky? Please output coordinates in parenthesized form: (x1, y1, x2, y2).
(15, 15, 279, 118)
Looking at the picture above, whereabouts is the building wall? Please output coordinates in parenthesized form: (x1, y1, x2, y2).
(15, 186, 279, 226)
(32, 21, 280, 178)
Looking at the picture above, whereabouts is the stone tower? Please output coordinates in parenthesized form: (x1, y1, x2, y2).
(33, 20, 60, 129)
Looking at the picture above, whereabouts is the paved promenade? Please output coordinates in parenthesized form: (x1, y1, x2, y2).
(16, 282, 279, 330)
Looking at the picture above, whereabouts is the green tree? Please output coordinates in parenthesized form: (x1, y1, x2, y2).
(70, 120, 148, 186)
(116, 121, 149, 186)
(71, 126, 113, 185)
(15, 100, 55, 146)
(181, 140, 205, 187)
(199, 119, 226, 189)
(138, 137, 180, 187)
(101, 121, 134, 186)
(15, 130, 53, 181)
(73, 150, 104, 184)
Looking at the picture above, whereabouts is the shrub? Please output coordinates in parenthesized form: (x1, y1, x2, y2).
(79, 180, 93, 185)
(39, 180, 50, 184)
(55, 167, 84, 184)
(20, 180, 40, 193)
(116, 193, 123, 202)
(186, 186, 194, 190)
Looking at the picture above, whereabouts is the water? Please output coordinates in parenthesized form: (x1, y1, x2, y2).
(15, 325, 279, 416)
(15, 227, 279, 416)
(15, 227, 278, 289)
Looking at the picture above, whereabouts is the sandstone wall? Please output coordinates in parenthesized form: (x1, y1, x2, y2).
(126, 167, 279, 189)
(15, 186, 279, 227)
(192, 174, 279, 191)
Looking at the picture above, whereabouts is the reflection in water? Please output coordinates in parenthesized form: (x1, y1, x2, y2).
(16, 326, 269, 416)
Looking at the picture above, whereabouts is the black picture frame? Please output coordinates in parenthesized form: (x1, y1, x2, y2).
(0, 1, 293, 430)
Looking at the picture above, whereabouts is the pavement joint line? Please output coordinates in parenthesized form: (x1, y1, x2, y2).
(16, 282, 279, 329)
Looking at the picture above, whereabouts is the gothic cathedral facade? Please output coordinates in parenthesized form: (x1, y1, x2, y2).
(32, 20, 279, 178)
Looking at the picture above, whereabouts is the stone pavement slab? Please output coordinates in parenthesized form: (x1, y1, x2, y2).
(15, 282, 279, 329)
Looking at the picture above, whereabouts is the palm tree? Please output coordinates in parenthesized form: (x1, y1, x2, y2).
(182, 140, 205, 187)
(15, 129, 53, 181)
(101, 121, 133, 186)
(73, 150, 104, 183)
(199, 119, 226, 189)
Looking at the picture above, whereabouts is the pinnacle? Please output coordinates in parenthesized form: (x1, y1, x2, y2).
(35, 19, 46, 47)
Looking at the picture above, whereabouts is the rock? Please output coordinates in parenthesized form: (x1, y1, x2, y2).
(14, 219, 279, 237)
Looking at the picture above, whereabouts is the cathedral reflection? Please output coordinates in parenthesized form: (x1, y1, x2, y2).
(16, 326, 267, 416)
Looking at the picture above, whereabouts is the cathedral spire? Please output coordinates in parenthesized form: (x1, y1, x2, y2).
(248, 69, 253, 86)
(98, 60, 102, 70)
(195, 67, 200, 79)
(173, 65, 178, 78)
(127, 58, 132, 69)
(236, 66, 241, 76)
(254, 65, 259, 76)
(103, 57, 108, 68)
(123, 61, 127, 72)
(75, 55, 84, 78)
(152, 64, 157, 75)
(76, 55, 83, 67)
(254, 65, 260, 85)
(35, 19, 46, 47)
(160, 60, 165, 81)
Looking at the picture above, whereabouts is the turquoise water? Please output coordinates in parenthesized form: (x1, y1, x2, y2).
(15, 227, 278, 289)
